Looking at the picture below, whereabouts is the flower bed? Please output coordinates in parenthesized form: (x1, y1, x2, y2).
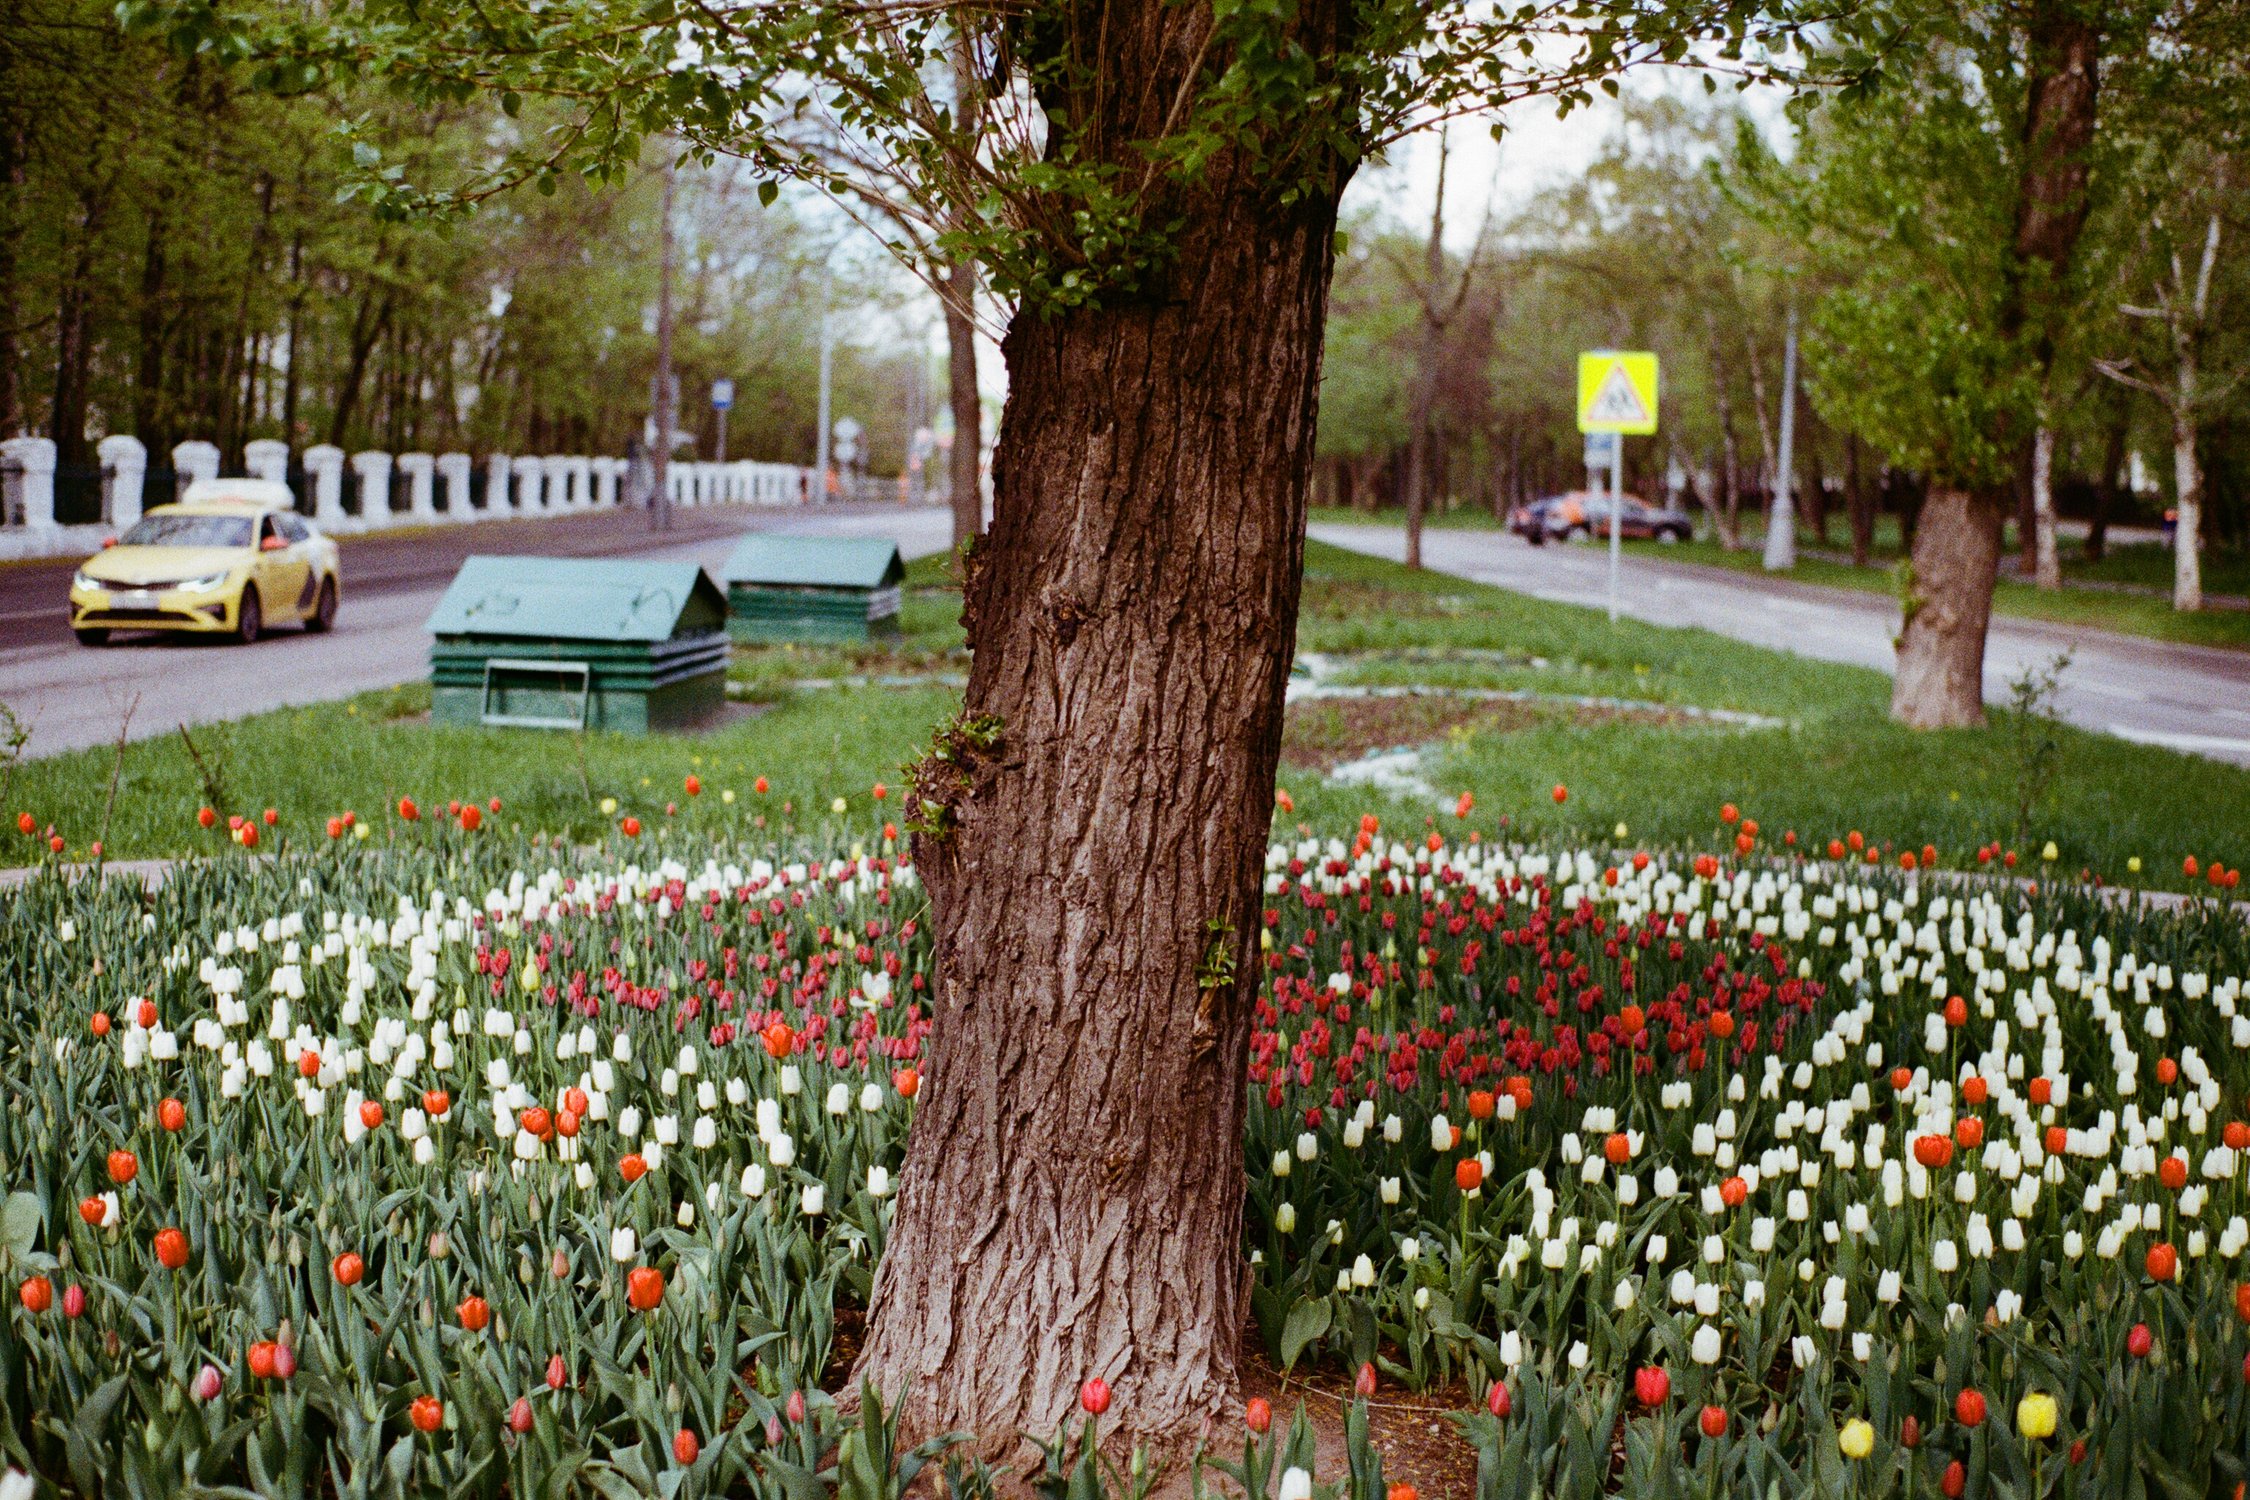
(2, 816, 2249, 1497)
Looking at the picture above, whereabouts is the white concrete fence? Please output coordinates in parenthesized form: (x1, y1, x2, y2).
(0, 436, 820, 561)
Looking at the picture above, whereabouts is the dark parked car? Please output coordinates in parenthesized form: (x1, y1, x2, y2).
(1511, 491, 1691, 544)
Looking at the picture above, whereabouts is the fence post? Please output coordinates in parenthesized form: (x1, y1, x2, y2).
(243, 438, 290, 486)
(542, 455, 574, 512)
(592, 457, 621, 508)
(485, 454, 514, 515)
(1, 436, 58, 532)
(304, 445, 346, 526)
(351, 451, 394, 527)
(172, 440, 220, 498)
(436, 453, 473, 519)
(97, 434, 147, 530)
(566, 456, 592, 509)
(512, 457, 543, 514)
(396, 452, 437, 522)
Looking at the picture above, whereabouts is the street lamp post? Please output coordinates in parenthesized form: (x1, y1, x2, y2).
(650, 152, 677, 533)
(814, 262, 833, 501)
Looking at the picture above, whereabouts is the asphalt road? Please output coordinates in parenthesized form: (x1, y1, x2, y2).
(0, 503, 955, 761)
(1310, 522, 2250, 767)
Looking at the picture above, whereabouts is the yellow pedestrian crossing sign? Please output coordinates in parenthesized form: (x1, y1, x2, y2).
(1577, 351, 1659, 435)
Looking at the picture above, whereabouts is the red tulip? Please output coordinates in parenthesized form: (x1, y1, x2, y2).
(332, 1252, 365, 1286)
(19, 1276, 51, 1313)
(1454, 1158, 1484, 1193)
(1634, 1367, 1670, 1407)
(1080, 1377, 1112, 1415)
(248, 1341, 278, 1379)
(359, 1100, 384, 1131)
(674, 1429, 700, 1465)
(620, 1154, 648, 1183)
(1246, 1396, 1272, 1433)
(2147, 1242, 2179, 1282)
(1954, 1389, 1986, 1428)
(159, 1098, 187, 1132)
(410, 1395, 443, 1433)
(398, 797, 419, 821)
(1942, 1460, 1966, 1498)
(61, 1284, 84, 1319)
(627, 1265, 665, 1312)
(1900, 1414, 1921, 1449)
(458, 1296, 490, 1332)
(548, 1354, 569, 1390)
(785, 1389, 806, 1423)
(1354, 1362, 1377, 1397)
(1699, 1405, 1727, 1439)
(509, 1397, 534, 1434)
(2127, 1322, 2153, 1358)
(153, 1227, 189, 1269)
(1486, 1381, 1511, 1418)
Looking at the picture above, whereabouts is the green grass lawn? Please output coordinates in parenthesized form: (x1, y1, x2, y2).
(5, 542, 2245, 890)
(1309, 503, 2250, 652)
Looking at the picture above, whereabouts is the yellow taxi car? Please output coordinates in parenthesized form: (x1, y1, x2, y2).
(68, 479, 341, 646)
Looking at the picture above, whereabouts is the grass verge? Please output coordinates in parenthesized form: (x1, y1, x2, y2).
(4, 542, 2245, 890)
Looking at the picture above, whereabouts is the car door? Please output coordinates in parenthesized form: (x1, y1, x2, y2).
(254, 512, 313, 621)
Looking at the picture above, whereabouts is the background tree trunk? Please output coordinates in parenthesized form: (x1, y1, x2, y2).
(858, 166, 1343, 1452)
(1890, 0, 2096, 726)
(2171, 398, 2203, 611)
(944, 267, 982, 546)
(2030, 422, 2061, 587)
(1846, 434, 1875, 567)
(2086, 391, 2129, 561)
(1891, 486, 2004, 726)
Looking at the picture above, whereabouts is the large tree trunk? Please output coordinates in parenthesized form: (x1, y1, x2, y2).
(2085, 392, 2129, 562)
(1892, 486, 2004, 726)
(1891, 1, 2096, 726)
(858, 156, 1342, 1449)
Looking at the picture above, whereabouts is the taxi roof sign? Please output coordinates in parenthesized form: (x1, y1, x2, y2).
(1577, 351, 1659, 435)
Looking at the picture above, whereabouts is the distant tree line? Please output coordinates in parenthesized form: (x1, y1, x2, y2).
(0, 0, 932, 502)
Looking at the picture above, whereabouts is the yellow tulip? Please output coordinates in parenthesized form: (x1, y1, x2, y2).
(1838, 1419, 1874, 1460)
(2016, 1392, 2057, 1440)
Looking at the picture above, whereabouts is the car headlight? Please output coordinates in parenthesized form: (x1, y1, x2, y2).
(177, 572, 231, 594)
(72, 570, 101, 592)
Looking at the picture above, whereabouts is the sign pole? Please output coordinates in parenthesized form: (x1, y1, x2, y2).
(1608, 431, 1623, 624)
(1575, 349, 1658, 628)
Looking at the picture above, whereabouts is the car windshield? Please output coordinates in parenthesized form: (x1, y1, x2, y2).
(119, 513, 254, 549)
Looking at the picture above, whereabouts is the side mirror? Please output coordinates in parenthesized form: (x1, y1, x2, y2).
(261, 534, 288, 552)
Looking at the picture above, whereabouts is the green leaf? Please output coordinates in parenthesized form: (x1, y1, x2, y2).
(1279, 1296, 1331, 1370)
(1, 1193, 38, 1258)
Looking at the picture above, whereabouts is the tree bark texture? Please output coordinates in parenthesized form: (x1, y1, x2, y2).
(856, 0, 1349, 1449)
(1892, 1, 2095, 728)
(1891, 486, 2003, 727)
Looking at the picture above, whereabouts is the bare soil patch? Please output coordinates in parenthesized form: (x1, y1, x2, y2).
(1281, 690, 1689, 770)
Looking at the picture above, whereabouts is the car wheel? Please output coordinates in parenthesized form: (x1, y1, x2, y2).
(1567, 525, 1589, 542)
(306, 577, 338, 633)
(74, 627, 109, 647)
(1658, 527, 1682, 544)
(236, 588, 263, 645)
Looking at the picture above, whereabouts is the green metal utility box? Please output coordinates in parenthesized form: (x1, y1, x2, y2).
(426, 556, 731, 732)
(722, 535, 905, 643)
